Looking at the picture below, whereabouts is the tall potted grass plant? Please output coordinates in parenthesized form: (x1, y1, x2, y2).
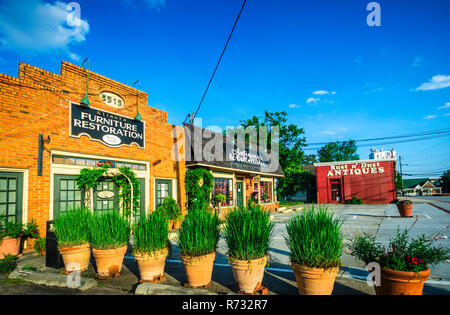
(53, 208, 92, 273)
(178, 208, 220, 288)
(286, 206, 343, 295)
(133, 211, 169, 282)
(223, 205, 274, 294)
(89, 211, 131, 279)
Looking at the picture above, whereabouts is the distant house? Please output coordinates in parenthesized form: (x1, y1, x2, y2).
(401, 178, 442, 196)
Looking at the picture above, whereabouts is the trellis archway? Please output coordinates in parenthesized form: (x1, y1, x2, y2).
(75, 165, 140, 219)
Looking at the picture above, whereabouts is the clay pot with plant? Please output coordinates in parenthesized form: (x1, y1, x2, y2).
(178, 208, 220, 288)
(214, 194, 226, 219)
(396, 200, 413, 217)
(53, 208, 92, 273)
(0, 215, 40, 259)
(223, 204, 274, 294)
(133, 211, 169, 282)
(286, 206, 343, 295)
(89, 211, 130, 279)
(157, 197, 181, 231)
(349, 228, 449, 295)
(34, 237, 46, 256)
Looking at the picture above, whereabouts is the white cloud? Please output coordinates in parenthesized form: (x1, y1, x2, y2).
(423, 115, 436, 120)
(145, 0, 166, 7)
(312, 90, 329, 95)
(306, 97, 320, 105)
(331, 91, 336, 95)
(412, 56, 423, 67)
(122, 0, 166, 10)
(445, 113, 450, 117)
(437, 102, 450, 110)
(289, 104, 301, 108)
(320, 131, 336, 135)
(0, 0, 89, 61)
(366, 87, 384, 94)
(415, 75, 450, 91)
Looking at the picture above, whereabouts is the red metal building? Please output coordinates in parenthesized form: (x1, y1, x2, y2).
(314, 159, 397, 204)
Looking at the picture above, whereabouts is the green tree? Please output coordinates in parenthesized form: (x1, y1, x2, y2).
(277, 165, 316, 199)
(317, 140, 359, 163)
(396, 172, 404, 190)
(234, 111, 314, 199)
(441, 170, 450, 193)
(238, 111, 307, 169)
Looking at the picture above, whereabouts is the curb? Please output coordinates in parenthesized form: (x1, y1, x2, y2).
(135, 283, 218, 295)
(8, 269, 97, 291)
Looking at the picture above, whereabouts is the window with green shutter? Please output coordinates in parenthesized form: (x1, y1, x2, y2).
(0, 172, 23, 223)
(54, 175, 84, 218)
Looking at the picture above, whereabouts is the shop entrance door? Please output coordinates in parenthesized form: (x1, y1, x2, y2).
(93, 178, 119, 214)
(236, 181, 244, 207)
(330, 179, 342, 203)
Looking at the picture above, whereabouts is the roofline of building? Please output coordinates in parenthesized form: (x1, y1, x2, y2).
(186, 163, 285, 178)
(313, 158, 397, 167)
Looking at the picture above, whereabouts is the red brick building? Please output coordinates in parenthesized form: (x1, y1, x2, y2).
(0, 61, 187, 248)
(314, 159, 397, 204)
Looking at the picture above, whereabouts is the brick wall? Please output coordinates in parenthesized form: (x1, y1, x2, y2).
(0, 61, 186, 248)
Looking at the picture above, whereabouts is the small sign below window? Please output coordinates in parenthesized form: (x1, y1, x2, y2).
(100, 91, 124, 108)
(98, 191, 115, 199)
(97, 160, 116, 168)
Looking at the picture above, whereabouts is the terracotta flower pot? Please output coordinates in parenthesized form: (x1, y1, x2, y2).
(396, 203, 413, 217)
(291, 263, 339, 295)
(59, 243, 91, 273)
(0, 237, 21, 259)
(173, 218, 181, 230)
(376, 268, 430, 295)
(181, 252, 216, 287)
(168, 220, 174, 231)
(229, 256, 268, 294)
(134, 248, 168, 281)
(92, 245, 127, 278)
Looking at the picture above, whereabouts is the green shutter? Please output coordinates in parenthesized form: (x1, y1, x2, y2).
(0, 172, 23, 223)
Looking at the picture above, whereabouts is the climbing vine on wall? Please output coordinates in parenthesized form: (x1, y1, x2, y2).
(184, 167, 214, 210)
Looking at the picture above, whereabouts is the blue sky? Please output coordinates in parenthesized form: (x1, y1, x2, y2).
(0, 0, 449, 178)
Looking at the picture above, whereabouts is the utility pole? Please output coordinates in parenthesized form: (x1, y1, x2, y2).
(399, 156, 404, 190)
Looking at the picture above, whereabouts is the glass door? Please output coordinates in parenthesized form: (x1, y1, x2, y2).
(236, 181, 244, 207)
(330, 179, 342, 202)
(93, 178, 119, 214)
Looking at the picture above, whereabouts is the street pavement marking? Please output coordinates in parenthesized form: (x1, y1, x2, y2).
(424, 214, 431, 219)
(282, 209, 293, 214)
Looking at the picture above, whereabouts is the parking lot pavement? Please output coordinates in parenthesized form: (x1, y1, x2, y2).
(271, 202, 450, 284)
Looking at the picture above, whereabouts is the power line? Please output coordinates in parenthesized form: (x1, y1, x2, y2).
(184, 0, 247, 124)
(304, 133, 450, 150)
(305, 128, 450, 146)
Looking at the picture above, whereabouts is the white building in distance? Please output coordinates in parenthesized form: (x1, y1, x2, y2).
(369, 148, 397, 160)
